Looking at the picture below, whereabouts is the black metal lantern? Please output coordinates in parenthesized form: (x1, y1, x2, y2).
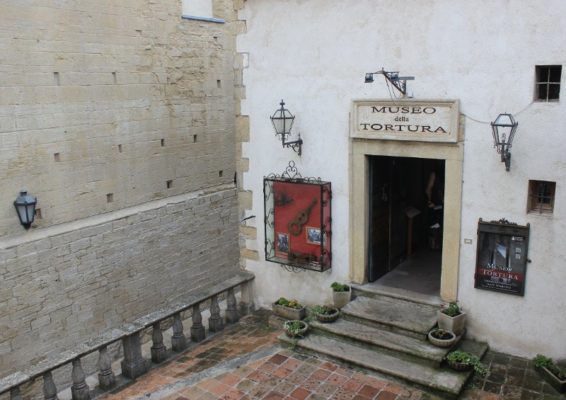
(491, 113, 518, 171)
(270, 100, 302, 155)
(13, 191, 37, 229)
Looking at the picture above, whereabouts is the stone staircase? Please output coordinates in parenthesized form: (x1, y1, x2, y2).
(279, 286, 488, 399)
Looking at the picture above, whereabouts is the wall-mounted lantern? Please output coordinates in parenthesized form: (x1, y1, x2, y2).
(270, 100, 303, 156)
(13, 191, 37, 229)
(491, 113, 518, 171)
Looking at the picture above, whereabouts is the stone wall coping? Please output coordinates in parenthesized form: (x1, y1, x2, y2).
(0, 183, 236, 250)
(0, 270, 254, 394)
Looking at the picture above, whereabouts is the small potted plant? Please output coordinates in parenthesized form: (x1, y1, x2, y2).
(312, 305, 340, 323)
(427, 328, 457, 348)
(283, 320, 309, 338)
(437, 302, 466, 336)
(331, 282, 351, 309)
(445, 350, 488, 376)
(533, 354, 566, 393)
(272, 297, 306, 320)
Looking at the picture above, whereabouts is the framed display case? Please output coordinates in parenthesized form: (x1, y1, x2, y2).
(475, 218, 530, 296)
(264, 162, 332, 272)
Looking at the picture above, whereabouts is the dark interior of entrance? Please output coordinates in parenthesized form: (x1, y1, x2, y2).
(368, 156, 444, 296)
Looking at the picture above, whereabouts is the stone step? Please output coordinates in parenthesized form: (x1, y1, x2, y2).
(280, 332, 486, 397)
(310, 318, 449, 367)
(341, 295, 438, 338)
(351, 283, 443, 307)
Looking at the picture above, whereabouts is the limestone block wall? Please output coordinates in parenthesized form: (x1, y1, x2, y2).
(0, 0, 238, 237)
(0, 186, 240, 376)
(0, 0, 242, 377)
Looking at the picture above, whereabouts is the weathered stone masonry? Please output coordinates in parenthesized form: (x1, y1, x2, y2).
(0, 0, 242, 378)
(0, 186, 240, 376)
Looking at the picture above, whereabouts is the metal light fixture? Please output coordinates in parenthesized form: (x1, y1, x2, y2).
(365, 68, 414, 96)
(14, 190, 37, 229)
(491, 113, 518, 171)
(270, 100, 303, 155)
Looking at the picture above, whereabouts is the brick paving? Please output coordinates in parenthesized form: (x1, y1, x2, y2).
(100, 311, 565, 400)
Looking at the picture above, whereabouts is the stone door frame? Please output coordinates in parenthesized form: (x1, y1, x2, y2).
(349, 110, 464, 301)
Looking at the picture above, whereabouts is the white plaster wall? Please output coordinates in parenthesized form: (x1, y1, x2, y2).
(238, 0, 566, 358)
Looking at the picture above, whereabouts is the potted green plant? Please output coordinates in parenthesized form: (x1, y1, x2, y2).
(437, 302, 466, 336)
(427, 328, 457, 348)
(312, 305, 340, 323)
(272, 297, 306, 320)
(445, 350, 488, 376)
(283, 320, 309, 338)
(331, 282, 351, 309)
(533, 354, 566, 393)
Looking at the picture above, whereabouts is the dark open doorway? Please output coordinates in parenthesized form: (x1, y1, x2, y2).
(367, 155, 445, 296)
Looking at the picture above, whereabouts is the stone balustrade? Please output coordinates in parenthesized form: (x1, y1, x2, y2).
(0, 272, 255, 400)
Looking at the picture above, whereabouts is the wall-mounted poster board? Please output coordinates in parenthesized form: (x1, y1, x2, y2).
(475, 218, 530, 296)
(263, 162, 332, 272)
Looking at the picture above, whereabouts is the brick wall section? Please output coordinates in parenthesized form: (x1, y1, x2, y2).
(0, 0, 238, 237)
(0, 187, 240, 376)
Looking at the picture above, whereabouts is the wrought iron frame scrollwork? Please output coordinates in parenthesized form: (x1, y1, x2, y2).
(264, 162, 332, 273)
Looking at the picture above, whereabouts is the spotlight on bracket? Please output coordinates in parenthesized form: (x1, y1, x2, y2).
(364, 68, 415, 96)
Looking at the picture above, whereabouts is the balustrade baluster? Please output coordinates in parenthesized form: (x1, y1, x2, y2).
(239, 281, 255, 315)
(171, 313, 187, 352)
(225, 288, 239, 324)
(208, 295, 224, 332)
(43, 371, 58, 400)
(71, 358, 91, 400)
(121, 332, 148, 379)
(97, 345, 116, 390)
(10, 387, 22, 400)
(151, 322, 167, 363)
(191, 303, 205, 342)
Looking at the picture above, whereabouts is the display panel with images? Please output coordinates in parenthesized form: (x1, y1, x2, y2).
(475, 219, 530, 296)
(263, 169, 332, 272)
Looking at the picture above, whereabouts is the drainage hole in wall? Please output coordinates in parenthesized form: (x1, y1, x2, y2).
(193, 135, 197, 143)
(161, 139, 165, 147)
(106, 193, 114, 203)
(118, 144, 122, 153)
(217, 80, 222, 88)
(218, 170, 223, 177)
(54, 153, 61, 162)
(54, 72, 60, 85)
(166, 180, 173, 189)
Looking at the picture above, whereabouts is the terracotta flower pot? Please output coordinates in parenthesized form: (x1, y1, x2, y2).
(283, 320, 309, 338)
(272, 303, 306, 320)
(427, 329, 456, 348)
(437, 310, 467, 336)
(332, 290, 351, 309)
(315, 308, 340, 323)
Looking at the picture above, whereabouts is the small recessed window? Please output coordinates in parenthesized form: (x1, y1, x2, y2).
(182, 0, 224, 23)
(528, 180, 556, 214)
(535, 65, 562, 101)
(183, 0, 212, 18)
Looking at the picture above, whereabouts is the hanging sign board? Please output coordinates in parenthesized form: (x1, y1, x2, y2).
(475, 219, 530, 296)
(351, 100, 459, 143)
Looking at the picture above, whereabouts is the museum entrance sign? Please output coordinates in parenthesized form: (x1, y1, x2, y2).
(351, 100, 459, 143)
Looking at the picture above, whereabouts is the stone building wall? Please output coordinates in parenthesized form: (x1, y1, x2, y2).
(0, 0, 241, 376)
(0, 0, 237, 236)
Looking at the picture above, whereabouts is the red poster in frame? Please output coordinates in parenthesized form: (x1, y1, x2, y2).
(264, 166, 331, 272)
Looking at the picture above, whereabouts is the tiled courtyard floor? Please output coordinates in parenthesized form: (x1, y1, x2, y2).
(100, 311, 565, 400)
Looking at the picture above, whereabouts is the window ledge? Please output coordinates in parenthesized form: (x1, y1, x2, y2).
(182, 15, 225, 24)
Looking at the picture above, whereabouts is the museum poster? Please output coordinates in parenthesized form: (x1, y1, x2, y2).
(475, 219, 530, 296)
